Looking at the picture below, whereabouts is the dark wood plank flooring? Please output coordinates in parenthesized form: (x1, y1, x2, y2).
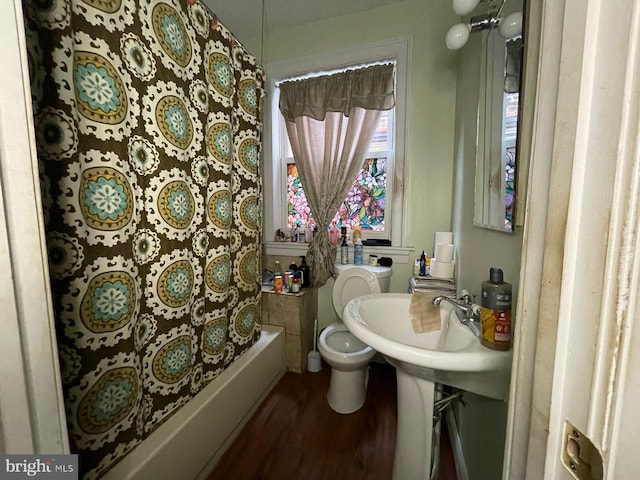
(207, 361, 457, 480)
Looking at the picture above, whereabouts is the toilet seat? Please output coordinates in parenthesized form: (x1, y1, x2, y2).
(332, 267, 382, 319)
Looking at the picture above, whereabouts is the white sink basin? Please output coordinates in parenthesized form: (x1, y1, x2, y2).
(343, 292, 512, 400)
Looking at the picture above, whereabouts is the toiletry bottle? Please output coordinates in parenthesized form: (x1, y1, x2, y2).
(340, 233, 349, 264)
(293, 270, 302, 289)
(352, 225, 361, 244)
(290, 225, 297, 243)
(299, 256, 311, 288)
(274, 260, 282, 276)
(329, 221, 339, 244)
(480, 267, 512, 351)
(354, 238, 364, 265)
(419, 251, 426, 276)
(274, 274, 283, 293)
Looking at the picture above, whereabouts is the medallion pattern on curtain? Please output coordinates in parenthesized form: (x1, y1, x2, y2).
(23, 0, 264, 478)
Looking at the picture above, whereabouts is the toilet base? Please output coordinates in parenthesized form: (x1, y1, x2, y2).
(327, 366, 370, 414)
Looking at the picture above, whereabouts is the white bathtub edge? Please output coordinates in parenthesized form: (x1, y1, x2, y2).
(102, 325, 286, 480)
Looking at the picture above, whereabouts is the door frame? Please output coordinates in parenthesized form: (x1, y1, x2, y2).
(505, 0, 640, 478)
(0, 0, 68, 454)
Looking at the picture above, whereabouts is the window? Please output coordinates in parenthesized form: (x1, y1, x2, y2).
(282, 106, 394, 237)
(264, 38, 408, 248)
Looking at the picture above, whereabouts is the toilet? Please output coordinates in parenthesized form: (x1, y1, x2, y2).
(318, 264, 392, 414)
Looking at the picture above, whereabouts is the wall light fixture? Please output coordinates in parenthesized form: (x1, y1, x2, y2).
(446, 0, 523, 50)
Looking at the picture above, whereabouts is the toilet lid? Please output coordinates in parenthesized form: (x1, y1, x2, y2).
(332, 267, 382, 319)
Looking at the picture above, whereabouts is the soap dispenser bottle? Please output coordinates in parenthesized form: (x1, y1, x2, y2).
(480, 267, 512, 351)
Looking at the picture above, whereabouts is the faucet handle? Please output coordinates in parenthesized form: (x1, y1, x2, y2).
(459, 289, 474, 304)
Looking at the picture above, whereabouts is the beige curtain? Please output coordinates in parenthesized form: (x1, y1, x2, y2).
(279, 64, 395, 287)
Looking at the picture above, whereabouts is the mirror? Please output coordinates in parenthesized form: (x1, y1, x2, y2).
(474, 0, 523, 233)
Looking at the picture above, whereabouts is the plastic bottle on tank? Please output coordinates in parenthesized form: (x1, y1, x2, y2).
(354, 238, 364, 265)
(329, 222, 339, 244)
(340, 234, 349, 264)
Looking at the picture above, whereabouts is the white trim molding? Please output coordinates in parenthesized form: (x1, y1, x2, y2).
(505, 0, 640, 478)
(502, 0, 564, 476)
(0, 0, 68, 454)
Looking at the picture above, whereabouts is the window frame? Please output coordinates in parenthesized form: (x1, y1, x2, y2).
(264, 37, 409, 248)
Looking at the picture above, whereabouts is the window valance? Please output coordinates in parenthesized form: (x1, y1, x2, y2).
(279, 63, 395, 122)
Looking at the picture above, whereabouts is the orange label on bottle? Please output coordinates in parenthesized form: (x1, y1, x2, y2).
(480, 307, 511, 344)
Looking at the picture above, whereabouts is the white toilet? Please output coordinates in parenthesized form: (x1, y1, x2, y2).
(318, 264, 392, 414)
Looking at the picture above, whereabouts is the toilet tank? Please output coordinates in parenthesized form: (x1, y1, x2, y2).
(333, 264, 393, 293)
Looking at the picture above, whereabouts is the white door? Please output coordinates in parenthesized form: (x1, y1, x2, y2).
(0, 0, 68, 454)
(506, 0, 640, 478)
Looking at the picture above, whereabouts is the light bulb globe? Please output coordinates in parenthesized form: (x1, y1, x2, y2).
(446, 23, 471, 50)
(499, 11, 523, 39)
(452, 0, 481, 16)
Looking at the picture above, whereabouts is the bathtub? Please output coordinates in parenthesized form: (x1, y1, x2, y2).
(102, 325, 286, 480)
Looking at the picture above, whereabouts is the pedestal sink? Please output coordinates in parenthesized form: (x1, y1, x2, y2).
(342, 293, 512, 479)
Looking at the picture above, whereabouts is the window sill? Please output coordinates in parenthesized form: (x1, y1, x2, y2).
(263, 241, 414, 264)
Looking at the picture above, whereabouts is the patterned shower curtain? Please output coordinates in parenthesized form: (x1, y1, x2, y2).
(23, 0, 264, 478)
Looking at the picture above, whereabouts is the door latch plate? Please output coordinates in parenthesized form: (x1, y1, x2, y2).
(562, 421, 603, 480)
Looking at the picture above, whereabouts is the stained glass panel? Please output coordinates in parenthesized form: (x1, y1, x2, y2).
(287, 163, 315, 229)
(287, 157, 387, 232)
(503, 90, 518, 231)
(505, 146, 516, 231)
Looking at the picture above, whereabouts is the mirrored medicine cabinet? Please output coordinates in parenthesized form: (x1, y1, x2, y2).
(474, 0, 524, 233)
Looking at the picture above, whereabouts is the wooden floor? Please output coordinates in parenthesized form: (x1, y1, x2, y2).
(207, 361, 458, 480)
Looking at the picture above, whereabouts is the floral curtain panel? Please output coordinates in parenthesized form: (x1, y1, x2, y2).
(23, 0, 264, 478)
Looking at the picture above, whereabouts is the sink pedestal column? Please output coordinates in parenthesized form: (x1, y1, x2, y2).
(393, 369, 436, 479)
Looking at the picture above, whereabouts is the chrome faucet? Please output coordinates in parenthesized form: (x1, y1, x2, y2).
(432, 290, 481, 335)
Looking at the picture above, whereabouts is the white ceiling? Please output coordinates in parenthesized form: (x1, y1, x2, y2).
(202, 0, 405, 43)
